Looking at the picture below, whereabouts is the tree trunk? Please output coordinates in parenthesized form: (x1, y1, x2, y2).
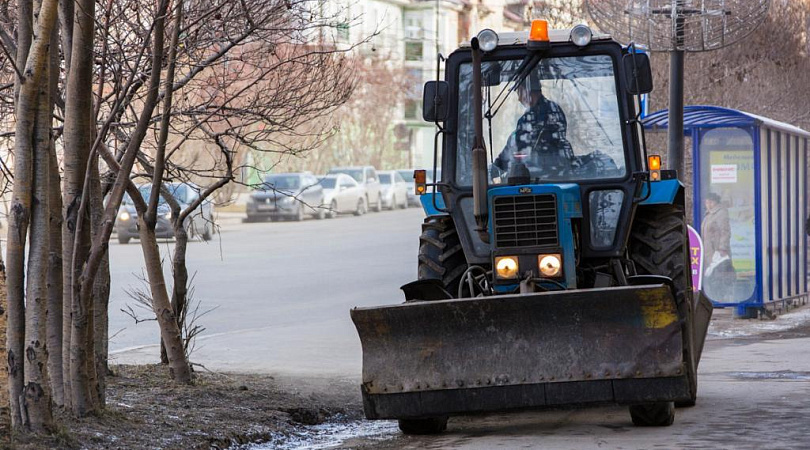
(46, 15, 64, 408)
(7, 0, 34, 430)
(138, 218, 192, 382)
(7, 0, 59, 431)
(171, 224, 190, 356)
(89, 150, 109, 405)
(0, 258, 8, 429)
(62, 0, 97, 417)
(22, 56, 55, 431)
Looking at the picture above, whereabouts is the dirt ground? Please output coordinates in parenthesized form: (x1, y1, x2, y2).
(1, 364, 364, 450)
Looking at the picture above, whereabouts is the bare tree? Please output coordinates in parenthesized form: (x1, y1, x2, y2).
(5, 0, 58, 432)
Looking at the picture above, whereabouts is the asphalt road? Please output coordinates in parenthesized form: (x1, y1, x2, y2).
(109, 207, 425, 377)
(109, 206, 810, 449)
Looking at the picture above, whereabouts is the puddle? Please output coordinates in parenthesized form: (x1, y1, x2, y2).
(728, 371, 810, 381)
(245, 418, 399, 450)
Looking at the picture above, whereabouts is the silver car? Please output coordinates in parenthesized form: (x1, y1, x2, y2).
(115, 183, 215, 244)
(318, 174, 368, 217)
(327, 166, 383, 212)
(245, 172, 325, 222)
(378, 171, 409, 210)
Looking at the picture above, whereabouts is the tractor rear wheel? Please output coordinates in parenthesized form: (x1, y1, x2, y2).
(418, 216, 467, 297)
(629, 204, 698, 409)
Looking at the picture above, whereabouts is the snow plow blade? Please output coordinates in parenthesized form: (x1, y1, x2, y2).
(350, 284, 691, 419)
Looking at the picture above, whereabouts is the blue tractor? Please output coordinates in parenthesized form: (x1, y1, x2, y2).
(351, 21, 712, 434)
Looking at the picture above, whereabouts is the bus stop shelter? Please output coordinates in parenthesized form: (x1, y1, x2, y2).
(645, 105, 810, 317)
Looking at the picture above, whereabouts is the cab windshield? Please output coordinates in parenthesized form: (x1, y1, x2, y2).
(455, 54, 626, 185)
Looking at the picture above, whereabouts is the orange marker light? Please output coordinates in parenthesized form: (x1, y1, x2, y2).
(648, 154, 661, 171)
(648, 154, 662, 182)
(414, 169, 427, 195)
(529, 20, 550, 42)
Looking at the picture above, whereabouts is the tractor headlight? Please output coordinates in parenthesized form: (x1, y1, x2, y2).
(538, 254, 563, 278)
(118, 211, 131, 221)
(570, 24, 593, 47)
(495, 256, 519, 279)
(477, 29, 499, 52)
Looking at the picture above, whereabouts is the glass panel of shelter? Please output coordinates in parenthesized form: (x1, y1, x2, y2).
(698, 127, 756, 304)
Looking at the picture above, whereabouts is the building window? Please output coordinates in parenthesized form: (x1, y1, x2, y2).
(405, 99, 420, 120)
(405, 41, 423, 61)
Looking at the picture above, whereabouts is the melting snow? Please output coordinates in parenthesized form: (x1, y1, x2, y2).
(244, 418, 398, 450)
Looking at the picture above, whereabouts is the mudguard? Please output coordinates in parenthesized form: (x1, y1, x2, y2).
(351, 284, 691, 419)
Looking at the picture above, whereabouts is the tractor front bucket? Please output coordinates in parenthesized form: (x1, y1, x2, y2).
(350, 284, 692, 419)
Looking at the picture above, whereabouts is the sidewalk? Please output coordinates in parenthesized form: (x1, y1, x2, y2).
(707, 303, 810, 339)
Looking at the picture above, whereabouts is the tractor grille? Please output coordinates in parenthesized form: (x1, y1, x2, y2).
(492, 194, 558, 248)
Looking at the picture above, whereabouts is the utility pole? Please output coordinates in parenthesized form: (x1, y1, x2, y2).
(667, 0, 685, 177)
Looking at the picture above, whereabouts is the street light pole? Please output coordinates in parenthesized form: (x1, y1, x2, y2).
(667, 0, 686, 178)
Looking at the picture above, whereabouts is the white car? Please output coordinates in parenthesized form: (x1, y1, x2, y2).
(378, 170, 409, 210)
(318, 174, 369, 217)
(327, 166, 383, 212)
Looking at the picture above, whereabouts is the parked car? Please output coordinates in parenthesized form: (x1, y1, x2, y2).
(115, 182, 214, 244)
(378, 171, 409, 210)
(318, 174, 368, 217)
(327, 166, 383, 212)
(245, 172, 325, 222)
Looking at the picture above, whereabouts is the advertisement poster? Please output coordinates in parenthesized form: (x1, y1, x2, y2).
(688, 225, 703, 292)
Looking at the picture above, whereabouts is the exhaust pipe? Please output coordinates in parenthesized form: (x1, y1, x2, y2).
(470, 38, 490, 243)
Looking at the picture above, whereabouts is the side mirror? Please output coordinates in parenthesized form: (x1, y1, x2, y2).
(422, 81, 449, 122)
(623, 53, 653, 95)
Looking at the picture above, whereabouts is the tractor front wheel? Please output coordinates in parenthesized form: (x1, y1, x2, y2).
(398, 417, 448, 435)
(629, 402, 675, 427)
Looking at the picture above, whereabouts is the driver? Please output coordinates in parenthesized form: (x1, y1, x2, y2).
(492, 73, 576, 179)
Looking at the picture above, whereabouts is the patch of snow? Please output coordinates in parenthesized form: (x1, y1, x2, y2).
(244, 419, 398, 450)
(708, 305, 810, 338)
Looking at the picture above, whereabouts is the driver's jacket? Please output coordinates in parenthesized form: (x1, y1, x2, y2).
(493, 95, 576, 177)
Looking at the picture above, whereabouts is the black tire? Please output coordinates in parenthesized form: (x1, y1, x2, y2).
(418, 216, 467, 297)
(629, 402, 675, 427)
(118, 235, 130, 245)
(328, 200, 338, 218)
(202, 223, 213, 241)
(354, 198, 367, 216)
(398, 417, 448, 435)
(629, 204, 697, 408)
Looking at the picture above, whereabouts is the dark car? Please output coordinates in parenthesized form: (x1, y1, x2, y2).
(245, 172, 325, 222)
(115, 183, 215, 244)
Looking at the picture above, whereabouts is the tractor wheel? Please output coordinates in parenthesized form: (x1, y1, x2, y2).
(629, 402, 675, 427)
(418, 216, 467, 298)
(629, 204, 697, 408)
(398, 417, 449, 435)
